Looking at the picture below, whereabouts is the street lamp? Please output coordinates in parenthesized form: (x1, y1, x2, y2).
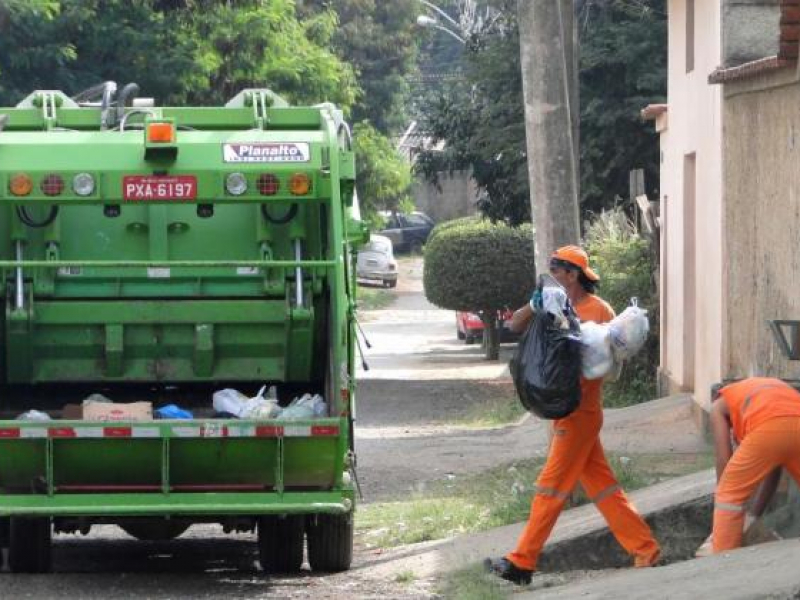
(418, 0, 461, 29)
(416, 14, 466, 44)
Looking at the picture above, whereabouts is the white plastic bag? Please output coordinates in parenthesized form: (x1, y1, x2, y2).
(280, 394, 327, 420)
(579, 321, 614, 379)
(212, 388, 249, 416)
(608, 298, 649, 360)
(213, 386, 282, 419)
(539, 274, 570, 329)
(17, 409, 51, 421)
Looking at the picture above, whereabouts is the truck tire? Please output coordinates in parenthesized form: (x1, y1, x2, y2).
(8, 517, 52, 573)
(257, 515, 304, 573)
(306, 513, 353, 573)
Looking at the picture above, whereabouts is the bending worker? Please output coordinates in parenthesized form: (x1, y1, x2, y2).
(710, 377, 800, 552)
(485, 245, 660, 585)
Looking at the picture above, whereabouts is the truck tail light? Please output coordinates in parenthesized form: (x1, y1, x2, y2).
(147, 122, 175, 143)
(72, 173, 95, 196)
(289, 173, 311, 195)
(41, 174, 65, 196)
(9, 173, 33, 196)
(225, 172, 248, 196)
(257, 173, 279, 195)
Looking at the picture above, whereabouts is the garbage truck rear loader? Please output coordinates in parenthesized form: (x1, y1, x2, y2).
(0, 85, 365, 573)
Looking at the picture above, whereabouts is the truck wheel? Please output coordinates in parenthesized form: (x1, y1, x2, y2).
(457, 329, 466, 340)
(258, 515, 304, 573)
(306, 513, 353, 573)
(8, 517, 52, 573)
(465, 334, 476, 345)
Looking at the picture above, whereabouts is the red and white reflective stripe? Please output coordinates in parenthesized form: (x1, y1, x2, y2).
(0, 423, 340, 439)
(255, 424, 340, 437)
(171, 425, 256, 438)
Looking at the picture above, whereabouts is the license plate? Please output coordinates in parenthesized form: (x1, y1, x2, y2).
(123, 176, 197, 201)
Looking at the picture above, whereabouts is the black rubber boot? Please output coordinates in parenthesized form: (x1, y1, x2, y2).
(484, 557, 533, 585)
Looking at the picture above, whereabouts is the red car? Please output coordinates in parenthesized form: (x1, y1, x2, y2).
(455, 309, 518, 345)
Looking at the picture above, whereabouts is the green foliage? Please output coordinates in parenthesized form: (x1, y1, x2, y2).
(298, 0, 421, 134)
(423, 218, 535, 312)
(585, 207, 658, 407)
(579, 0, 667, 213)
(415, 0, 666, 224)
(0, 0, 358, 110)
(414, 0, 529, 225)
(353, 121, 412, 219)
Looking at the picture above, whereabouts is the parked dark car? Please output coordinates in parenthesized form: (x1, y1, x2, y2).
(378, 211, 435, 254)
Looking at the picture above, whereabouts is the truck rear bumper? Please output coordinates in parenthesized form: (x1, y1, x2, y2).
(0, 491, 353, 517)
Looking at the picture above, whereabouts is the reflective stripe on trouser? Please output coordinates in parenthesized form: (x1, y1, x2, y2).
(507, 410, 659, 571)
(713, 416, 800, 552)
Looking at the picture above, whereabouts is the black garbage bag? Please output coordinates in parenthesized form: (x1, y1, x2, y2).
(510, 308, 582, 419)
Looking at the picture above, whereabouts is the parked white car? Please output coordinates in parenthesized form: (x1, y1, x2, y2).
(357, 234, 398, 288)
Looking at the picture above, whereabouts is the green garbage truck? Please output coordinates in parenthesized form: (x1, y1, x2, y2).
(0, 83, 365, 573)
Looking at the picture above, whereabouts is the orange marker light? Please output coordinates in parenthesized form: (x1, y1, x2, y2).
(9, 173, 33, 196)
(147, 122, 175, 143)
(288, 173, 311, 196)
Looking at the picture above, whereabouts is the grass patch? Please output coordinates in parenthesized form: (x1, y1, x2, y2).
(357, 459, 543, 547)
(439, 564, 509, 600)
(394, 570, 417, 584)
(603, 376, 658, 408)
(356, 451, 714, 549)
(455, 393, 527, 427)
(356, 286, 395, 311)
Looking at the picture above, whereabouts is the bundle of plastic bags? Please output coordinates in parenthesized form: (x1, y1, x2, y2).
(579, 321, 614, 380)
(279, 394, 327, 420)
(578, 298, 650, 380)
(608, 298, 650, 360)
(512, 275, 583, 419)
(212, 385, 281, 419)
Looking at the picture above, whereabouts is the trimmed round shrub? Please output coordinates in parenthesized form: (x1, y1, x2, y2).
(424, 218, 536, 312)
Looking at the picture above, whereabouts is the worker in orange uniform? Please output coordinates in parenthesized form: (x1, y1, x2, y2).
(710, 377, 800, 552)
(485, 245, 661, 585)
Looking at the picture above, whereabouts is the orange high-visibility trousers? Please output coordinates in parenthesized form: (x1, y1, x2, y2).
(507, 407, 660, 571)
(713, 417, 800, 552)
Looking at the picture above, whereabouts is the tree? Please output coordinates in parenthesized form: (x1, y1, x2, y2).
(424, 218, 535, 359)
(0, 0, 359, 110)
(414, 0, 666, 225)
(352, 121, 412, 224)
(578, 0, 666, 214)
(414, 0, 530, 226)
(297, 0, 421, 135)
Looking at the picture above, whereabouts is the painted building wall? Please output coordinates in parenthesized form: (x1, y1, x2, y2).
(661, 0, 723, 412)
(722, 67, 800, 380)
(412, 171, 479, 223)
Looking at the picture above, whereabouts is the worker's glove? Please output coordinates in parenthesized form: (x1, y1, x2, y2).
(530, 289, 543, 311)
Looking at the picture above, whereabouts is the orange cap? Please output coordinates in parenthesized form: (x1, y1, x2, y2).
(551, 245, 599, 281)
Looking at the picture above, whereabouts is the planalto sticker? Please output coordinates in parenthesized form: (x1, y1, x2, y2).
(223, 142, 310, 163)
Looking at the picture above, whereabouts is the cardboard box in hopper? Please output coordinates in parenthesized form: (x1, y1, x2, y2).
(83, 402, 153, 422)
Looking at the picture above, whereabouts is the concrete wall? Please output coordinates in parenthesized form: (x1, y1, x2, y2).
(660, 0, 723, 412)
(411, 170, 479, 223)
(722, 0, 780, 66)
(722, 67, 800, 380)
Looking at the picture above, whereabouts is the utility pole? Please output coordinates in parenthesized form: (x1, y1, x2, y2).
(517, 0, 580, 276)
